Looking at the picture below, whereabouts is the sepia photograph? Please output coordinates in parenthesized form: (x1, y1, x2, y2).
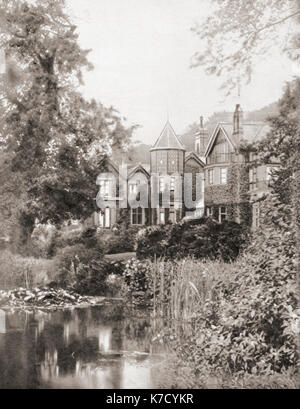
(0, 0, 299, 393)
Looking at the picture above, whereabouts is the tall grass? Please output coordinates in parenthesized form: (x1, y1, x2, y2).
(150, 257, 233, 321)
(0, 250, 55, 290)
(143, 257, 298, 389)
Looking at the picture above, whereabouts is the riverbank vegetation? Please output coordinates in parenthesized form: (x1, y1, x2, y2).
(122, 196, 298, 387)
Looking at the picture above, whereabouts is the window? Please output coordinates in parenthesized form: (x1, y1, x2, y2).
(206, 207, 212, 217)
(98, 211, 104, 227)
(219, 206, 227, 223)
(159, 210, 165, 224)
(129, 181, 139, 195)
(132, 207, 143, 225)
(105, 208, 110, 228)
(220, 168, 227, 184)
(170, 176, 175, 191)
(196, 142, 200, 154)
(208, 169, 214, 185)
(99, 180, 110, 197)
(99, 208, 111, 228)
(169, 205, 176, 223)
(159, 177, 164, 192)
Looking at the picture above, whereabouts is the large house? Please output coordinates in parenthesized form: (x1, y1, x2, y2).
(94, 104, 277, 230)
(204, 104, 279, 228)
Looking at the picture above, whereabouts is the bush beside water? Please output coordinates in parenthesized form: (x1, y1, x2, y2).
(53, 243, 125, 296)
(136, 217, 248, 262)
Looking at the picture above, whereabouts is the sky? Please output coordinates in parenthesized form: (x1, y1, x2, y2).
(66, 0, 296, 145)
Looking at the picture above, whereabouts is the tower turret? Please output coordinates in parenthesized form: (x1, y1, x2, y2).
(150, 121, 185, 224)
(150, 121, 185, 175)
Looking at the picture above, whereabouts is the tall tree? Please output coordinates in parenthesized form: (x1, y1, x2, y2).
(258, 80, 300, 205)
(0, 0, 135, 249)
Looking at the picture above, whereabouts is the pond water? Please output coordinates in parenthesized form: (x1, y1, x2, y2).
(0, 303, 169, 389)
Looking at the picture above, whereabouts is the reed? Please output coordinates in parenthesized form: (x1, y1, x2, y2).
(150, 257, 234, 323)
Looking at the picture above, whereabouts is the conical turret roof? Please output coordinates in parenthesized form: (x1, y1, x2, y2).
(151, 121, 185, 151)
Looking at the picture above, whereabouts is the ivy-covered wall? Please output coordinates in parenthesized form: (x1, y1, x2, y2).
(205, 162, 252, 225)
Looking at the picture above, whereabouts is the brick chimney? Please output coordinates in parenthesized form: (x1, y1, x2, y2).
(233, 104, 243, 139)
(195, 116, 208, 157)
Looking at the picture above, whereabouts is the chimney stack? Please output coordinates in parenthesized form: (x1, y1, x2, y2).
(200, 115, 204, 129)
(233, 104, 243, 138)
(195, 115, 208, 157)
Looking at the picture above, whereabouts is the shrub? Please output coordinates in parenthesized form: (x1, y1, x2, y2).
(103, 225, 140, 254)
(53, 244, 125, 295)
(30, 224, 57, 258)
(123, 258, 154, 306)
(49, 226, 102, 256)
(136, 217, 248, 262)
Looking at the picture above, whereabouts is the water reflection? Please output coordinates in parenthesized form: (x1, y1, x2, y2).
(0, 305, 168, 389)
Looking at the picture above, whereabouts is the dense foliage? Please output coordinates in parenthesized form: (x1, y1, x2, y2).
(124, 197, 299, 379)
(101, 224, 141, 255)
(136, 217, 248, 262)
(53, 243, 124, 296)
(0, 0, 135, 251)
(170, 202, 298, 379)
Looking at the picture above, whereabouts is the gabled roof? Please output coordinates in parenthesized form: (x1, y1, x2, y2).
(97, 158, 131, 184)
(98, 157, 120, 175)
(204, 121, 270, 157)
(185, 151, 205, 168)
(151, 121, 185, 151)
(204, 123, 235, 157)
(128, 163, 150, 179)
